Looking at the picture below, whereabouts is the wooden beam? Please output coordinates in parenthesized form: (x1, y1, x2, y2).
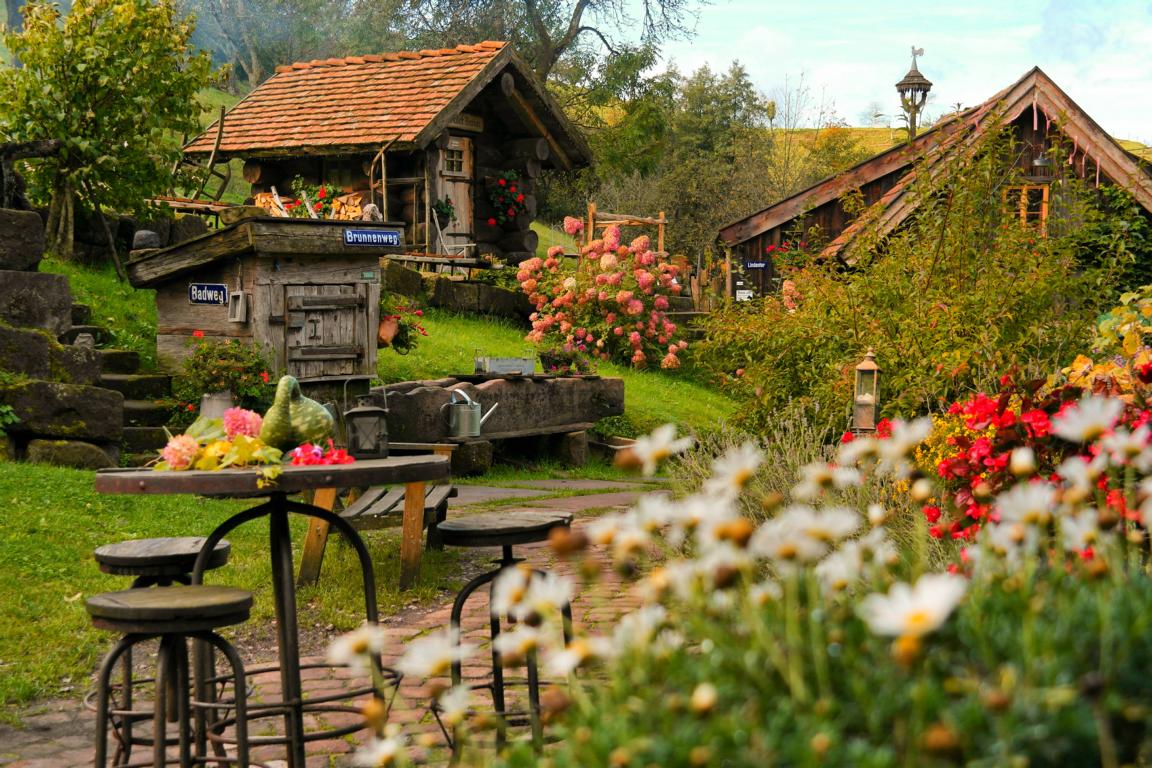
(507, 87, 572, 170)
(399, 480, 426, 589)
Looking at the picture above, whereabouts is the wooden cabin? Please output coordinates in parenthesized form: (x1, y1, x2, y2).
(128, 218, 405, 381)
(719, 67, 1152, 295)
(183, 41, 591, 265)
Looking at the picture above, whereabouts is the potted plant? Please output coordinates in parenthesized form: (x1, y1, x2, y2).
(378, 294, 428, 355)
(168, 332, 275, 429)
(432, 196, 455, 228)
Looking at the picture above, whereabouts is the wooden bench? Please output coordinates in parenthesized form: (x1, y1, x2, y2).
(297, 443, 458, 587)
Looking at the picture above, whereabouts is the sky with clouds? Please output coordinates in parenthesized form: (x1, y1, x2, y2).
(642, 0, 1152, 143)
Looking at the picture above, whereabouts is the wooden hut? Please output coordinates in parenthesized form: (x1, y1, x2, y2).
(183, 41, 592, 265)
(128, 218, 405, 381)
(719, 67, 1152, 295)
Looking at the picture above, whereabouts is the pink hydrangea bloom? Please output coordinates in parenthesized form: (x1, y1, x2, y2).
(661, 353, 680, 369)
(630, 235, 651, 252)
(603, 225, 621, 251)
(161, 434, 200, 470)
(626, 299, 645, 316)
(563, 216, 584, 236)
(599, 253, 619, 271)
(654, 296, 669, 310)
(547, 245, 565, 259)
(223, 407, 263, 439)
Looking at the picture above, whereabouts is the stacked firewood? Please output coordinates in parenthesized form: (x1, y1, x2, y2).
(252, 190, 366, 220)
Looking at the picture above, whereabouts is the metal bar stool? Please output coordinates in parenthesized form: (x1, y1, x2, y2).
(87, 585, 253, 768)
(436, 511, 574, 752)
(90, 537, 232, 765)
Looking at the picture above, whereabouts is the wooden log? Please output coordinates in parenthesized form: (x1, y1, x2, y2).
(475, 241, 504, 258)
(475, 143, 504, 167)
(242, 160, 263, 184)
(499, 71, 515, 97)
(503, 251, 533, 265)
(474, 220, 502, 242)
(498, 229, 538, 254)
(524, 159, 541, 179)
(504, 139, 549, 162)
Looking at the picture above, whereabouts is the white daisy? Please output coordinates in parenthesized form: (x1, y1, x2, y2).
(612, 605, 667, 649)
(1051, 396, 1124, 443)
(858, 572, 967, 638)
(1057, 454, 1107, 499)
(747, 511, 829, 569)
(1009, 446, 1036, 476)
(435, 685, 472, 728)
(630, 423, 694, 475)
(793, 505, 861, 545)
(816, 546, 862, 594)
(837, 435, 880, 467)
(491, 565, 531, 616)
(395, 630, 475, 680)
(703, 441, 764, 496)
(326, 622, 387, 673)
(492, 624, 541, 662)
(1061, 510, 1102, 553)
(1100, 425, 1150, 467)
(351, 733, 406, 767)
(994, 481, 1058, 526)
(546, 636, 614, 676)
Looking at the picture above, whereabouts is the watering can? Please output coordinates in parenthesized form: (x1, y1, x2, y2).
(441, 390, 498, 438)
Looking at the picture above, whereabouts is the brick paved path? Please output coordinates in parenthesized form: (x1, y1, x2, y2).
(0, 485, 648, 768)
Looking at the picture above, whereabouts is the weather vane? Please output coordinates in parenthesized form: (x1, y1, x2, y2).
(911, 46, 924, 69)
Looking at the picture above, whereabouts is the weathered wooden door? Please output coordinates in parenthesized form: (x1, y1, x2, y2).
(438, 136, 473, 252)
(284, 283, 368, 379)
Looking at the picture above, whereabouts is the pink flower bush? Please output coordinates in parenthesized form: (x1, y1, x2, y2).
(563, 216, 584, 236)
(222, 407, 262, 439)
(519, 226, 689, 369)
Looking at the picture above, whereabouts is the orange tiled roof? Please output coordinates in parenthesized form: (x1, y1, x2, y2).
(185, 42, 508, 155)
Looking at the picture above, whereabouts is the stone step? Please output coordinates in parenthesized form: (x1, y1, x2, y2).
(99, 373, 171, 400)
(123, 399, 171, 427)
(97, 349, 141, 375)
(71, 303, 92, 326)
(123, 451, 159, 468)
(667, 295, 696, 312)
(122, 426, 168, 454)
(59, 324, 111, 346)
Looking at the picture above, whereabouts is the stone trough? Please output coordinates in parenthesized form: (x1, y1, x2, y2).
(365, 375, 624, 475)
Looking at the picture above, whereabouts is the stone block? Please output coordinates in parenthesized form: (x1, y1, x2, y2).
(0, 270, 73, 335)
(171, 214, 209, 244)
(0, 208, 45, 271)
(0, 325, 51, 379)
(27, 439, 116, 469)
(451, 440, 492, 476)
(430, 279, 532, 321)
(136, 216, 172, 247)
(0, 435, 14, 462)
(132, 230, 162, 249)
(556, 430, 589, 467)
(382, 260, 424, 297)
(51, 344, 100, 385)
(1, 380, 123, 441)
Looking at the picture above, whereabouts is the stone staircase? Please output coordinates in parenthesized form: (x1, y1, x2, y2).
(68, 302, 173, 466)
(665, 294, 709, 339)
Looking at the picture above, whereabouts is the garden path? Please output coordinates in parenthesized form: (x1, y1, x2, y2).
(0, 480, 652, 767)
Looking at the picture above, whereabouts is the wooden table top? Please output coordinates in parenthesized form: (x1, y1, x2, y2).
(94, 455, 450, 496)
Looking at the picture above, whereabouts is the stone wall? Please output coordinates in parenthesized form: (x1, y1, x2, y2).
(0, 208, 123, 467)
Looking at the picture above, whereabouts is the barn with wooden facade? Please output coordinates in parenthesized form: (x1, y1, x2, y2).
(183, 41, 591, 265)
(719, 67, 1152, 294)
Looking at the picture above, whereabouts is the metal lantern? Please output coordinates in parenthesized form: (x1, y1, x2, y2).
(853, 349, 881, 433)
(343, 402, 389, 459)
(895, 46, 932, 143)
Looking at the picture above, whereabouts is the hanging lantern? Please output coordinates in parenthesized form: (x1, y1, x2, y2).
(343, 402, 389, 459)
(853, 349, 881, 433)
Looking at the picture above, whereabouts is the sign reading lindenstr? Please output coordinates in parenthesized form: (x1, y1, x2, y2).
(343, 229, 401, 247)
(188, 283, 229, 305)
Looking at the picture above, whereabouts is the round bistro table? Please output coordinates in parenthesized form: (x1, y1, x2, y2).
(94, 455, 451, 768)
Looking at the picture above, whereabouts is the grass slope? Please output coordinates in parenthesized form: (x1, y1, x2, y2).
(379, 308, 736, 437)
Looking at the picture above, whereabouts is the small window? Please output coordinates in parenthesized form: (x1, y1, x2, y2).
(1002, 184, 1049, 236)
(443, 148, 465, 175)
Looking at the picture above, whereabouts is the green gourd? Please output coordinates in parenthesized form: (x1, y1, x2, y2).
(259, 375, 335, 450)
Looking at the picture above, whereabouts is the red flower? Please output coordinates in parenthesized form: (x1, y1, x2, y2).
(186, 403, 195, 412)
(317, 188, 326, 199)
(840, 430, 855, 444)
(314, 202, 323, 211)
(1020, 409, 1051, 438)
(1138, 362, 1152, 384)
(875, 418, 892, 438)
(260, 371, 270, 384)
(922, 505, 941, 523)
(498, 178, 507, 186)
(516, 193, 525, 203)
(507, 208, 516, 217)
(488, 217, 497, 226)
(510, 186, 517, 194)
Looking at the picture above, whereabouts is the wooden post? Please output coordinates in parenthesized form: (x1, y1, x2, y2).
(399, 480, 426, 589)
(296, 487, 339, 586)
(657, 211, 665, 253)
(586, 201, 595, 247)
(725, 247, 733, 303)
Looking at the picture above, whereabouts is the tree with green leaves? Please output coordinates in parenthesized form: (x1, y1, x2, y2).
(0, 0, 212, 259)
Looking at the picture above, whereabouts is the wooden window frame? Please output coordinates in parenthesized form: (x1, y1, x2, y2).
(440, 137, 471, 179)
(1002, 184, 1049, 237)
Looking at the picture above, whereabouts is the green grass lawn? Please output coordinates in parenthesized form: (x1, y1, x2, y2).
(378, 308, 736, 438)
(0, 463, 462, 719)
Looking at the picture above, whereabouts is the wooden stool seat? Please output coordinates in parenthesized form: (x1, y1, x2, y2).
(87, 585, 252, 634)
(94, 537, 230, 579)
(436, 511, 573, 549)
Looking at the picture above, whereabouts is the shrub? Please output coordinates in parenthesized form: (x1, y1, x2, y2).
(519, 225, 688, 368)
(697, 125, 1127, 434)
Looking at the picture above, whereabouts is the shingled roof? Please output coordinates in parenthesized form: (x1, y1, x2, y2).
(184, 41, 590, 165)
(719, 67, 1152, 260)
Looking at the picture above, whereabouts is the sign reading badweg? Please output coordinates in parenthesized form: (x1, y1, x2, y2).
(188, 283, 229, 305)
